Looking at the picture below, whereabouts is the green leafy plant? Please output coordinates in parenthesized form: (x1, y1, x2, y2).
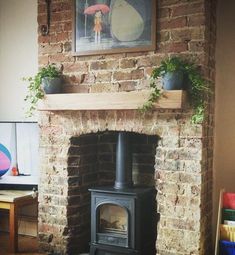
(23, 64, 61, 117)
(140, 57, 210, 124)
(151, 57, 185, 78)
(139, 86, 162, 114)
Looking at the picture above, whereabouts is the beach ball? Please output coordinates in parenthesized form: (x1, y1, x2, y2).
(0, 143, 12, 177)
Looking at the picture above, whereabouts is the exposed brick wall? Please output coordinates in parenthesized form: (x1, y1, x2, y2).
(39, 129, 158, 254)
(67, 135, 99, 253)
(97, 132, 116, 186)
(132, 133, 159, 186)
(38, 0, 210, 93)
(199, 0, 217, 254)
(37, 0, 216, 254)
(38, 110, 205, 254)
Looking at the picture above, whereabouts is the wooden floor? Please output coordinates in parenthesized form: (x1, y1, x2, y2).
(0, 232, 45, 255)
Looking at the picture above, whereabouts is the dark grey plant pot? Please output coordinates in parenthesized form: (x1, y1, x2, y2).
(183, 74, 191, 91)
(162, 71, 184, 90)
(41, 77, 62, 94)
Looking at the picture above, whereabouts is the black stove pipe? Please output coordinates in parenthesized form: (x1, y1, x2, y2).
(114, 132, 133, 189)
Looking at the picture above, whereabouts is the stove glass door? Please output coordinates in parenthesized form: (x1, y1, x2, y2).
(99, 204, 127, 235)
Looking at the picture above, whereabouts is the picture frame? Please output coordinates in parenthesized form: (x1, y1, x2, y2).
(72, 0, 156, 56)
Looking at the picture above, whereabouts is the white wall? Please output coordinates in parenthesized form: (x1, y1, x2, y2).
(0, 0, 38, 236)
(214, 0, 235, 239)
(0, 0, 38, 121)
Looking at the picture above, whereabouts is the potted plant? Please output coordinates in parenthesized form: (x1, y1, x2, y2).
(152, 57, 185, 90)
(23, 64, 62, 116)
(140, 56, 210, 124)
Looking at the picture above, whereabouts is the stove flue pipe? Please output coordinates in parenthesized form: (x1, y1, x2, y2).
(114, 132, 133, 189)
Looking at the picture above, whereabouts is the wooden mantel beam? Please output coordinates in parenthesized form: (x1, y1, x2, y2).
(38, 90, 187, 111)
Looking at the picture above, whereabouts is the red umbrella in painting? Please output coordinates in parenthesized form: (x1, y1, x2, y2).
(84, 4, 110, 15)
(84, 4, 110, 44)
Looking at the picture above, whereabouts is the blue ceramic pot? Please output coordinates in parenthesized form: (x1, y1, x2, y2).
(41, 77, 62, 94)
(162, 71, 184, 90)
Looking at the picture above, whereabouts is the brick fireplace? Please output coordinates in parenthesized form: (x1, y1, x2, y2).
(37, 0, 216, 254)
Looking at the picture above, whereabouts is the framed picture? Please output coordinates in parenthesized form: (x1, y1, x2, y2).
(72, 0, 156, 56)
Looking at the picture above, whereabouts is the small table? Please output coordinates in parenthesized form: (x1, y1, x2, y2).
(0, 190, 38, 253)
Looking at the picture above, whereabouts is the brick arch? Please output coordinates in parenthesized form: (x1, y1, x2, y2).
(38, 109, 205, 254)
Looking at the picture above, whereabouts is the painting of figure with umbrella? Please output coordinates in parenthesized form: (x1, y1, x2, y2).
(73, 0, 156, 56)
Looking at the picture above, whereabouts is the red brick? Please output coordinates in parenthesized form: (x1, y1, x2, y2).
(63, 75, 83, 85)
(113, 71, 132, 81)
(48, 32, 70, 43)
(131, 69, 144, 80)
(159, 17, 187, 30)
(126, 52, 149, 58)
(172, 2, 205, 17)
(90, 60, 118, 70)
(158, 7, 171, 19)
(137, 57, 152, 68)
(83, 73, 96, 84)
(145, 67, 154, 77)
(56, 32, 70, 42)
(51, 2, 71, 12)
(137, 55, 165, 68)
(158, 31, 170, 42)
(171, 28, 205, 42)
(170, 53, 205, 65)
(150, 55, 166, 66)
(95, 72, 112, 82)
(37, 14, 47, 24)
(63, 62, 88, 73)
(38, 35, 50, 44)
(50, 53, 73, 63)
(160, 0, 197, 7)
(189, 41, 205, 52)
(158, 42, 188, 53)
(118, 81, 137, 92)
(120, 59, 136, 69)
(38, 55, 49, 66)
(51, 11, 72, 23)
(50, 23, 64, 33)
(90, 61, 107, 70)
(38, 4, 46, 14)
(64, 22, 72, 32)
(188, 14, 206, 26)
(39, 43, 63, 55)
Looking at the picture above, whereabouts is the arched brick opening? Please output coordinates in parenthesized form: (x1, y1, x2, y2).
(38, 110, 209, 255)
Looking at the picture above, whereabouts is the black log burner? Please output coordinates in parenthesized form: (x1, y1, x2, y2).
(89, 132, 156, 255)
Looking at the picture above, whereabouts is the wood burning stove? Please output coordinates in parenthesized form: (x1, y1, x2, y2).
(89, 132, 156, 255)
